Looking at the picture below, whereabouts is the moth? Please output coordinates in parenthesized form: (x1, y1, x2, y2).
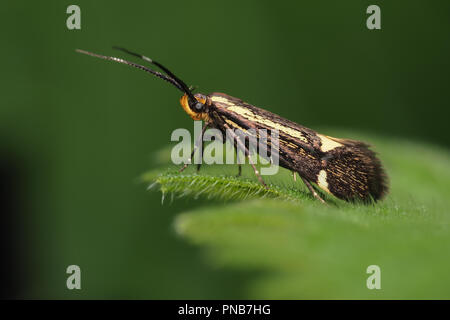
(76, 47, 388, 204)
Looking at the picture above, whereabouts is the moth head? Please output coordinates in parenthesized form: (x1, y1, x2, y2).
(179, 93, 209, 121)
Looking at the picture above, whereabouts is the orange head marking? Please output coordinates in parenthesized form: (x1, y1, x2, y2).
(179, 93, 209, 121)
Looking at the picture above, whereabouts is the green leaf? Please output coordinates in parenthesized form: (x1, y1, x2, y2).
(143, 131, 450, 299)
(143, 170, 311, 203)
(174, 199, 450, 299)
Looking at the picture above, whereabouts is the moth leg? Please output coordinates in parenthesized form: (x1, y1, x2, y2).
(245, 151, 266, 188)
(292, 171, 297, 182)
(180, 123, 208, 173)
(236, 149, 242, 177)
(300, 176, 327, 204)
(224, 124, 267, 188)
(196, 139, 204, 172)
(215, 128, 242, 177)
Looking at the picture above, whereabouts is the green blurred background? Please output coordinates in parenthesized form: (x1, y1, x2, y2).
(0, 1, 449, 299)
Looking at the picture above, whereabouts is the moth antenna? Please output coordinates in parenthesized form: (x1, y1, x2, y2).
(75, 49, 185, 93)
(112, 46, 196, 101)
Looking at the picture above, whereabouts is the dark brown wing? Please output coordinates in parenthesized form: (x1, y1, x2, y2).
(207, 92, 388, 202)
(320, 137, 388, 201)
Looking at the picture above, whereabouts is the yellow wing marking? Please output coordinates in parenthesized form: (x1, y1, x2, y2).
(224, 105, 308, 143)
(210, 96, 232, 104)
(317, 134, 343, 152)
(317, 169, 331, 194)
(225, 119, 246, 132)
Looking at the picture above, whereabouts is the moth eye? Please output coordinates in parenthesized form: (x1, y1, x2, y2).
(195, 102, 203, 111)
